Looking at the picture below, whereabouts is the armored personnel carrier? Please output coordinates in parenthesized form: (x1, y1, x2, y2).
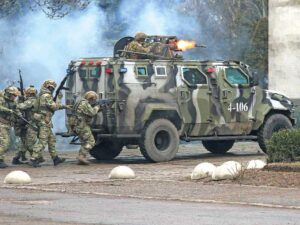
(60, 36, 295, 162)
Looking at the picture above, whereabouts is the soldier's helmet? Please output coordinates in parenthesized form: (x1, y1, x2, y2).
(134, 32, 147, 42)
(84, 91, 98, 101)
(43, 80, 57, 89)
(25, 85, 37, 96)
(5, 86, 20, 97)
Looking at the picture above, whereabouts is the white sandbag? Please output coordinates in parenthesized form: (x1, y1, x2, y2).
(212, 161, 242, 181)
(246, 160, 266, 169)
(212, 165, 240, 180)
(109, 166, 136, 179)
(4, 170, 32, 184)
(191, 162, 216, 180)
(221, 161, 242, 173)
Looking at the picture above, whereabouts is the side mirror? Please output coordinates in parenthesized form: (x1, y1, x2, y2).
(210, 75, 217, 86)
(250, 72, 259, 87)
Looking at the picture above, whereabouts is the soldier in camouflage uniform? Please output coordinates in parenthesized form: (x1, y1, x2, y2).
(12, 86, 40, 165)
(74, 91, 100, 165)
(0, 86, 21, 168)
(29, 80, 67, 167)
(124, 32, 151, 59)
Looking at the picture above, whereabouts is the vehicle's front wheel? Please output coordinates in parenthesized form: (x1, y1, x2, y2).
(258, 113, 292, 153)
(140, 119, 179, 162)
(90, 140, 123, 160)
(202, 140, 235, 154)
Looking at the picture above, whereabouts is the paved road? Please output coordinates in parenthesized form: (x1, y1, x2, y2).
(0, 188, 299, 225)
(0, 142, 299, 225)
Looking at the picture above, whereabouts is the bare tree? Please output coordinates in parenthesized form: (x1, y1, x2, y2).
(31, 0, 91, 19)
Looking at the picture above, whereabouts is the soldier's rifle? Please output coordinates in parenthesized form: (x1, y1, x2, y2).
(13, 111, 38, 132)
(18, 69, 25, 102)
(96, 99, 126, 109)
(144, 35, 206, 51)
(53, 64, 76, 102)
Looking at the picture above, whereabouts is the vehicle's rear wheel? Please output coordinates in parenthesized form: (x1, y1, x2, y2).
(140, 119, 179, 162)
(202, 140, 235, 154)
(258, 113, 292, 153)
(90, 140, 123, 160)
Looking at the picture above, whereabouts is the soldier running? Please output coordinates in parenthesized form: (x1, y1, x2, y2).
(0, 86, 21, 168)
(74, 91, 100, 165)
(12, 86, 40, 164)
(29, 80, 68, 167)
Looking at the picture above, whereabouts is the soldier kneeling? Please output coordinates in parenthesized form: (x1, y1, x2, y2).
(74, 91, 100, 165)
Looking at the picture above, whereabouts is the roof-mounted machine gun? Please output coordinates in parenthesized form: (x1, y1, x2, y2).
(114, 35, 206, 60)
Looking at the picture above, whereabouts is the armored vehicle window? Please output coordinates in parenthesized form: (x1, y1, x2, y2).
(182, 68, 207, 85)
(137, 66, 148, 77)
(90, 67, 101, 78)
(155, 66, 167, 77)
(225, 68, 249, 85)
(79, 68, 87, 79)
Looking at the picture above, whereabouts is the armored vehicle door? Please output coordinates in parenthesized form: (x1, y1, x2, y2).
(177, 66, 212, 136)
(216, 65, 254, 135)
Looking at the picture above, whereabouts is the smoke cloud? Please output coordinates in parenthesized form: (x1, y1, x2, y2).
(0, 1, 254, 149)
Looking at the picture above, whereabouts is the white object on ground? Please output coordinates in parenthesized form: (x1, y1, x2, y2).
(109, 166, 136, 179)
(212, 161, 242, 180)
(246, 160, 266, 169)
(191, 162, 216, 180)
(222, 161, 242, 172)
(4, 170, 32, 184)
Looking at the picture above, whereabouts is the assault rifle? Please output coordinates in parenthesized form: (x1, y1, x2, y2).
(144, 35, 206, 51)
(13, 111, 38, 131)
(95, 99, 125, 109)
(18, 69, 25, 102)
(53, 63, 76, 102)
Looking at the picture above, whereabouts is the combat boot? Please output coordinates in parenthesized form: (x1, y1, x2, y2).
(37, 156, 45, 163)
(53, 156, 65, 166)
(28, 159, 41, 168)
(12, 156, 23, 165)
(21, 153, 28, 161)
(77, 155, 89, 165)
(0, 160, 8, 169)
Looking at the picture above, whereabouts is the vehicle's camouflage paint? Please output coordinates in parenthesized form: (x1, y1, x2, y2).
(65, 58, 295, 139)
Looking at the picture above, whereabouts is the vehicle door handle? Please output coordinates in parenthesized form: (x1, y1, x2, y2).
(222, 90, 232, 99)
(180, 91, 190, 102)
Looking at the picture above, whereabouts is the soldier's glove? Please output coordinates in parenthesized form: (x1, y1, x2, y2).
(65, 105, 73, 110)
(16, 112, 23, 117)
(7, 109, 14, 114)
(57, 91, 63, 100)
(94, 106, 101, 112)
(60, 105, 72, 110)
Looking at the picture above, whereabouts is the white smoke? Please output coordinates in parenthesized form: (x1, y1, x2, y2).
(0, 2, 110, 139)
(0, 3, 107, 88)
(118, 0, 204, 59)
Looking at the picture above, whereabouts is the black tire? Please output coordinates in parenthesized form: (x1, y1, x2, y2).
(202, 140, 235, 154)
(90, 140, 123, 160)
(140, 119, 179, 162)
(258, 114, 292, 153)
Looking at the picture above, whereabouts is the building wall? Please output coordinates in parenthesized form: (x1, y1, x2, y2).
(269, 0, 300, 99)
(269, 0, 300, 126)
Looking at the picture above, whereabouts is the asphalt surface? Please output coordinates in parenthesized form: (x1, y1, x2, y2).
(0, 188, 299, 225)
(0, 142, 299, 225)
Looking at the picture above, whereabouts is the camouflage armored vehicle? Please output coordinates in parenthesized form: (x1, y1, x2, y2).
(60, 36, 295, 162)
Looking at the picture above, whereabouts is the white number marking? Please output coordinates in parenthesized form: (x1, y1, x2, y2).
(228, 102, 248, 112)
